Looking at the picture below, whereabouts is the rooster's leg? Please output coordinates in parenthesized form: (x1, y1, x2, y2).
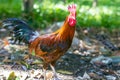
(43, 68, 46, 80)
(50, 64, 61, 80)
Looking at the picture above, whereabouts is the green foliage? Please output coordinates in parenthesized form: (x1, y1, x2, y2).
(0, 0, 22, 18)
(0, 0, 120, 29)
(77, 6, 120, 28)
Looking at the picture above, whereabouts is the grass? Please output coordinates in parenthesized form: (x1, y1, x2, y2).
(0, 0, 119, 29)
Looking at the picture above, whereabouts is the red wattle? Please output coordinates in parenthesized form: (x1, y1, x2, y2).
(69, 18, 76, 27)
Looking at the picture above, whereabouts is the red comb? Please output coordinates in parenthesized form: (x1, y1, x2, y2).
(68, 4, 76, 13)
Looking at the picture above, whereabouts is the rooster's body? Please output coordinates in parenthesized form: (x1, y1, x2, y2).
(2, 4, 76, 80)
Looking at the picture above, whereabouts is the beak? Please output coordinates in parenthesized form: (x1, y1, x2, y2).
(70, 12, 76, 19)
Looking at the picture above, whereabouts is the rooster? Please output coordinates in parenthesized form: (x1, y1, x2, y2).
(2, 4, 77, 80)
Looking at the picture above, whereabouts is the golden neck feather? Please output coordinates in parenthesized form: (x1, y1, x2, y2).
(55, 17, 75, 41)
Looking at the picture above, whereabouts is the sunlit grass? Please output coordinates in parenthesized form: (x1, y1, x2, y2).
(0, 0, 119, 28)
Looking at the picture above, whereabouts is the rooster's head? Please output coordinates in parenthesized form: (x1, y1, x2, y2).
(68, 4, 76, 27)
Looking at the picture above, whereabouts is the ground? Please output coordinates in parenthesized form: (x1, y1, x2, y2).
(0, 25, 120, 80)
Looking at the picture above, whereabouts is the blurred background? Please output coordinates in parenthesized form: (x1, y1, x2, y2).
(0, 1, 120, 79)
(0, 0, 120, 29)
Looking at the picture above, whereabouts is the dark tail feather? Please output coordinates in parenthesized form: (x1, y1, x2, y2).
(2, 18, 39, 44)
(95, 34, 118, 51)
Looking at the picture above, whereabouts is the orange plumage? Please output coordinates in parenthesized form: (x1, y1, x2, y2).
(29, 16, 76, 67)
(2, 4, 77, 80)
